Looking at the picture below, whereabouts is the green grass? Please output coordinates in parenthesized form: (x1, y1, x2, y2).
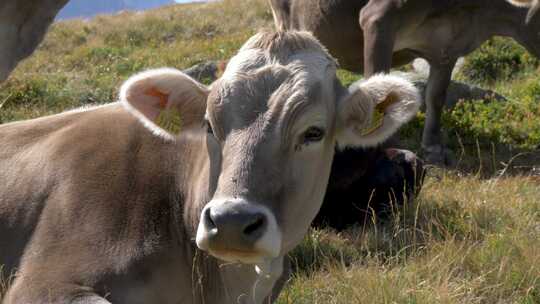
(1, 0, 539, 303)
(0, 0, 273, 123)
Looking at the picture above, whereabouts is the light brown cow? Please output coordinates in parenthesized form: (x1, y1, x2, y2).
(269, 0, 540, 164)
(0, 31, 420, 303)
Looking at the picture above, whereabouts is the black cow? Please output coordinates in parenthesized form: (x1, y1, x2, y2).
(315, 148, 425, 230)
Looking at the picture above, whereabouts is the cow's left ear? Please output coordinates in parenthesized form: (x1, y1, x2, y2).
(336, 74, 420, 148)
(120, 68, 209, 140)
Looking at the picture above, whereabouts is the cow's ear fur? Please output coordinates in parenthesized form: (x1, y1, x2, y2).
(120, 68, 209, 140)
(336, 74, 420, 148)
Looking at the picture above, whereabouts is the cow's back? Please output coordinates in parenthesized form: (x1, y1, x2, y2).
(271, 0, 368, 70)
(0, 102, 222, 303)
(0, 107, 100, 278)
(0, 103, 176, 282)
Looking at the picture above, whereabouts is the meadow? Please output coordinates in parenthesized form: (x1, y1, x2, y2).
(0, 0, 539, 302)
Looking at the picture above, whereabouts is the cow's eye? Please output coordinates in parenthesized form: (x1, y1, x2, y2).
(303, 126, 325, 143)
(206, 120, 214, 136)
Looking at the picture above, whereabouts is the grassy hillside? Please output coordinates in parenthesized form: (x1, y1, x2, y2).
(0, 0, 272, 123)
(1, 0, 539, 303)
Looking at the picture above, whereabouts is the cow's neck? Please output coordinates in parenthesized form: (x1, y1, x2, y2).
(480, 2, 530, 37)
(172, 132, 213, 240)
(157, 133, 217, 303)
(480, 5, 540, 58)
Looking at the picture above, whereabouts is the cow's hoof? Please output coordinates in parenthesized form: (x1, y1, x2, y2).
(422, 145, 454, 167)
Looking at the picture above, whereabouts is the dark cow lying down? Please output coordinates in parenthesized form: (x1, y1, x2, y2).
(316, 148, 425, 231)
(0, 31, 420, 304)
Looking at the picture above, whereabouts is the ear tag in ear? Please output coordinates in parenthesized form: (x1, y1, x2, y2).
(360, 109, 384, 136)
(146, 88, 183, 135)
(156, 108, 183, 135)
(360, 92, 398, 136)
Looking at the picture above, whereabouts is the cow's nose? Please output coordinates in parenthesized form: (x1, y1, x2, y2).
(196, 199, 282, 262)
(202, 202, 268, 248)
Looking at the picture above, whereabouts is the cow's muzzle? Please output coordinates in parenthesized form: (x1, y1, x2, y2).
(196, 198, 281, 263)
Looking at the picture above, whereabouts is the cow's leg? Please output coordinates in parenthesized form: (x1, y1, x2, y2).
(0, 0, 69, 82)
(422, 60, 457, 165)
(359, 1, 398, 76)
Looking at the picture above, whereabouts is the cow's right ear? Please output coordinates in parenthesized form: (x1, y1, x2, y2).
(120, 68, 209, 140)
(335, 74, 420, 148)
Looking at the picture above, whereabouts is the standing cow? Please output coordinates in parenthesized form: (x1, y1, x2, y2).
(0, 31, 420, 304)
(269, 0, 540, 164)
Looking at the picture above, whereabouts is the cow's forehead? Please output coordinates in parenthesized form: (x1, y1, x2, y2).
(207, 58, 333, 132)
(222, 49, 333, 79)
(221, 31, 336, 82)
(207, 32, 337, 125)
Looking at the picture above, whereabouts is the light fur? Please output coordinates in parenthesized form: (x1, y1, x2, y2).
(337, 74, 421, 148)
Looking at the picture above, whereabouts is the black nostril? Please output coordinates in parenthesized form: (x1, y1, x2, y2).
(205, 208, 216, 229)
(243, 215, 266, 236)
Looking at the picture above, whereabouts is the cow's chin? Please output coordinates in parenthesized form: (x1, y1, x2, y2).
(208, 249, 285, 280)
(208, 248, 273, 265)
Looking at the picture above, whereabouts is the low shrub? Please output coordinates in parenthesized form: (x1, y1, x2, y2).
(458, 37, 539, 84)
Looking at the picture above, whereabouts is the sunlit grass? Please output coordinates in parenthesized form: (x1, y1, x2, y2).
(278, 173, 540, 303)
(0, 0, 273, 123)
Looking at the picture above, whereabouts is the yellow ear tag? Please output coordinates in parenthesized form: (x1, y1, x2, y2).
(360, 109, 384, 136)
(145, 88, 183, 135)
(359, 92, 398, 136)
(156, 108, 183, 135)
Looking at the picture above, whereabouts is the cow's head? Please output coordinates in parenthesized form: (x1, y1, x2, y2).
(120, 31, 420, 271)
(505, 0, 540, 56)
(507, 0, 540, 22)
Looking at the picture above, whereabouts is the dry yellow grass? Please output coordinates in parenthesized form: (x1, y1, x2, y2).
(279, 173, 540, 303)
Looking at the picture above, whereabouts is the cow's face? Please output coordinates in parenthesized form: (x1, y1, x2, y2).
(120, 31, 419, 270)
